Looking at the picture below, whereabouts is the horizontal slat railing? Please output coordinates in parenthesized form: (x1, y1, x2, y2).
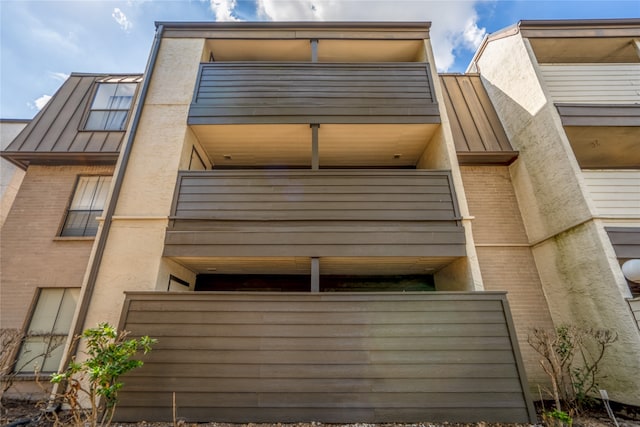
(188, 62, 440, 124)
(540, 63, 640, 104)
(165, 170, 465, 257)
(115, 291, 536, 423)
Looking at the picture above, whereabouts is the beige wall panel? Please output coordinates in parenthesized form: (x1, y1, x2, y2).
(0, 165, 113, 330)
(420, 39, 482, 291)
(146, 38, 204, 106)
(82, 221, 168, 330)
(532, 222, 640, 405)
(156, 258, 196, 292)
(115, 105, 190, 217)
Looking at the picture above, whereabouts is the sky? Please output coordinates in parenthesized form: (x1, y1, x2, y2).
(1, 0, 639, 119)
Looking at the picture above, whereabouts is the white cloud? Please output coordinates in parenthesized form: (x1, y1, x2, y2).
(461, 17, 486, 50)
(256, 0, 487, 71)
(112, 8, 133, 32)
(49, 71, 70, 82)
(209, 0, 241, 21)
(31, 95, 52, 111)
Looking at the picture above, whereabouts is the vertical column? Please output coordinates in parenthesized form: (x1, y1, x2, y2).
(310, 39, 318, 62)
(311, 257, 320, 292)
(311, 124, 319, 170)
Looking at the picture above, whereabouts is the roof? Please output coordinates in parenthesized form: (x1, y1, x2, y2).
(440, 74, 517, 165)
(2, 73, 142, 169)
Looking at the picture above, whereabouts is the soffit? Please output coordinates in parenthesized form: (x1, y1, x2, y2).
(206, 39, 424, 62)
(529, 37, 640, 63)
(191, 123, 438, 168)
(171, 256, 457, 275)
(565, 126, 640, 168)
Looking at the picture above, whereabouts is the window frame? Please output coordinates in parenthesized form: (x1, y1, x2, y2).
(13, 288, 80, 375)
(82, 82, 137, 132)
(59, 175, 112, 237)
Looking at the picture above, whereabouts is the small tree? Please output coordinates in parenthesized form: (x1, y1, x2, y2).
(51, 323, 156, 427)
(528, 325, 617, 425)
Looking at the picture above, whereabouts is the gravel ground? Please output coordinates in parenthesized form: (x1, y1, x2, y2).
(2, 399, 640, 427)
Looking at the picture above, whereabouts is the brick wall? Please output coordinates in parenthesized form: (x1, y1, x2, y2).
(0, 165, 114, 330)
(461, 165, 554, 389)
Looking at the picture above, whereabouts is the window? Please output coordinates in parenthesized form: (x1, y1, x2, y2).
(60, 176, 112, 237)
(15, 288, 80, 373)
(85, 83, 136, 131)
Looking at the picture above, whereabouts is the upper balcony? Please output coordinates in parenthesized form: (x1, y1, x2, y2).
(519, 20, 640, 169)
(188, 61, 440, 126)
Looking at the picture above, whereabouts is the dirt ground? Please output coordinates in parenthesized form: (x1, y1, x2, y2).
(2, 399, 640, 427)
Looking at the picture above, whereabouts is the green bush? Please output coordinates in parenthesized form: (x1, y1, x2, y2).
(51, 323, 156, 427)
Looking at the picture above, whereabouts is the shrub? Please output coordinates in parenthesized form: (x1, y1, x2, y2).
(51, 323, 156, 427)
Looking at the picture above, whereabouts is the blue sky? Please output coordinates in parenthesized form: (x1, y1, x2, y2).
(1, 0, 638, 119)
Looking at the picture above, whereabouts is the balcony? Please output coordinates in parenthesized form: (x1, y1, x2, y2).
(188, 62, 440, 125)
(164, 170, 465, 274)
(539, 63, 640, 168)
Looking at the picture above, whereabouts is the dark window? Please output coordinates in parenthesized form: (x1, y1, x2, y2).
(85, 83, 136, 131)
(60, 176, 111, 237)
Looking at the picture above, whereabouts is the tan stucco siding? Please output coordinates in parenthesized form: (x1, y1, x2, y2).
(82, 38, 205, 332)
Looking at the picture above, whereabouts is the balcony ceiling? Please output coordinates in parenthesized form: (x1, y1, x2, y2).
(530, 37, 640, 63)
(191, 123, 439, 167)
(565, 126, 640, 168)
(171, 256, 457, 275)
(206, 39, 425, 62)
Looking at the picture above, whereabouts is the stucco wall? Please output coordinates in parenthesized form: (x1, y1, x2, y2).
(475, 33, 640, 405)
(0, 164, 114, 330)
(421, 38, 483, 292)
(82, 37, 205, 332)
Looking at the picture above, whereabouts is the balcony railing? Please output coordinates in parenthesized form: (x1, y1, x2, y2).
(164, 170, 465, 258)
(114, 291, 535, 423)
(188, 62, 440, 125)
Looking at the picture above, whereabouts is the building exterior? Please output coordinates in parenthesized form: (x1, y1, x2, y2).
(469, 18, 640, 404)
(0, 73, 141, 396)
(1, 19, 638, 423)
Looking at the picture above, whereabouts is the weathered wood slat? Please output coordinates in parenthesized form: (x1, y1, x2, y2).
(178, 192, 453, 202)
(127, 361, 520, 379)
(126, 309, 505, 325)
(115, 407, 529, 423)
(127, 298, 504, 312)
(143, 335, 514, 351)
(121, 377, 524, 393)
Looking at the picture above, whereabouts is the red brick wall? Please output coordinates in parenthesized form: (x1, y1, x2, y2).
(0, 165, 114, 330)
(461, 165, 554, 388)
